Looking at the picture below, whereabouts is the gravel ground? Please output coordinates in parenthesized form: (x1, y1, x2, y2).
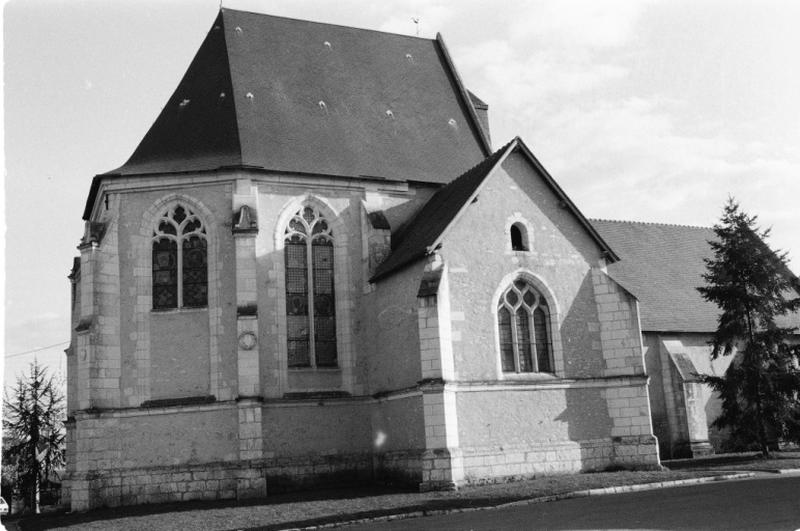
(12, 469, 730, 531)
(10, 452, 800, 531)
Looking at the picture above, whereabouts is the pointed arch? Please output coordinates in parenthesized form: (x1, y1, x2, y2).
(274, 195, 345, 370)
(132, 193, 223, 404)
(151, 203, 208, 309)
(492, 269, 563, 378)
(274, 194, 340, 251)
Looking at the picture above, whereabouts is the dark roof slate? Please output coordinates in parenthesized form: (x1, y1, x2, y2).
(105, 9, 489, 183)
(591, 219, 721, 332)
(107, 12, 242, 175)
(371, 139, 514, 281)
(593, 219, 800, 333)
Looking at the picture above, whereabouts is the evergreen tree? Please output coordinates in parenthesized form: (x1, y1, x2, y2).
(2, 361, 65, 513)
(698, 198, 800, 457)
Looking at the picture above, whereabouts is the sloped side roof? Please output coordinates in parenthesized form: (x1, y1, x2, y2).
(591, 220, 722, 333)
(372, 137, 618, 282)
(593, 219, 800, 334)
(371, 140, 513, 281)
(106, 8, 488, 182)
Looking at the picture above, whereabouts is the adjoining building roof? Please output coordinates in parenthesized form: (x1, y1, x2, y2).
(371, 137, 619, 281)
(104, 8, 489, 182)
(591, 220, 721, 333)
(592, 219, 800, 335)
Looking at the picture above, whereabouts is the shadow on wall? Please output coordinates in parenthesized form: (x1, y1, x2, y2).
(560, 273, 604, 379)
(555, 271, 614, 470)
(704, 381, 731, 452)
(556, 386, 614, 470)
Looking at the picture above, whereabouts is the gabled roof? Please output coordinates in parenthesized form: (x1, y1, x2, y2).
(103, 8, 489, 182)
(371, 137, 619, 281)
(594, 219, 800, 333)
(591, 220, 721, 333)
(591, 218, 800, 335)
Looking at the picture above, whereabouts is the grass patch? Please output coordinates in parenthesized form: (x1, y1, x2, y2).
(664, 451, 800, 472)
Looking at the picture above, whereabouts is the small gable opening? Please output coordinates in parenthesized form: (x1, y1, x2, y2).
(510, 223, 528, 251)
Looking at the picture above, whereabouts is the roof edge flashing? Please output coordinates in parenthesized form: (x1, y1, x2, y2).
(435, 33, 492, 156)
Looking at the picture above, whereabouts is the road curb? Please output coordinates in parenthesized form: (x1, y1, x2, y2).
(277, 472, 756, 530)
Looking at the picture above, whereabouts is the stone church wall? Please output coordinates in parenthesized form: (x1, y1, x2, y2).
(429, 151, 658, 480)
(255, 182, 364, 397)
(363, 261, 426, 393)
(66, 160, 661, 509)
(68, 403, 241, 509)
(442, 152, 608, 381)
(644, 332, 734, 458)
(371, 393, 427, 484)
(114, 181, 238, 407)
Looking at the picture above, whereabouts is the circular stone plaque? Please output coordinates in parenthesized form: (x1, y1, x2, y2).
(238, 331, 257, 350)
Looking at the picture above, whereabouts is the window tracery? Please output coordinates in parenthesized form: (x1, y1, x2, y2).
(284, 205, 337, 368)
(497, 280, 552, 373)
(152, 205, 208, 309)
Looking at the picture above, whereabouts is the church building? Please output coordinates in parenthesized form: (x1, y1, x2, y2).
(65, 8, 701, 511)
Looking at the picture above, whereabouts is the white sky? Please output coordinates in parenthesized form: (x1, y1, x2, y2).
(4, 0, 799, 389)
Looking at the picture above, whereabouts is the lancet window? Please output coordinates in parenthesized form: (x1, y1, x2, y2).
(497, 280, 552, 373)
(152, 205, 208, 309)
(284, 205, 337, 368)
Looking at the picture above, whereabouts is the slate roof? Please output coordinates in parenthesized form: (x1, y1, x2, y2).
(371, 137, 618, 281)
(591, 219, 800, 334)
(104, 8, 489, 182)
(592, 220, 718, 332)
(371, 140, 513, 281)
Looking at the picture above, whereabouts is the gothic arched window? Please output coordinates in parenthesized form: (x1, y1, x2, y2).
(497, 280, 552, 373)
(284, 205, 337, 368)
(152, 205, 208, 310)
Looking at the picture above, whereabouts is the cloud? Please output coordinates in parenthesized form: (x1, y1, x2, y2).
(508, 0, 656, 48)
(512, 93, 800, 269)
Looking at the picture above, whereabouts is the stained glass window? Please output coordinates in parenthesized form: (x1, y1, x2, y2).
(152, 204, 207, 309)
(497, 280, 553, 373)
(284, 205, 337, 368)
(534, 307, 551, 373)
(153, 239, 178, 309)
(498, 307, 515, 372)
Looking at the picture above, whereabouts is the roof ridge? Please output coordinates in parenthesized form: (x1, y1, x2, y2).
(371, 140, 516, 281)
(591, 218, 714, 231)
(221, 7, 434, 42)
(442, 138, 515, 186)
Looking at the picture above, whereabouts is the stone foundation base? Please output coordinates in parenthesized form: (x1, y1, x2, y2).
(672, 439, 714, 459)
(66, 460, 267, 511)
(457, 436, 660, 485)
(63, 436, 660, 511)
(376, 449, 424, 486)
(65, 451, 383, 511)
(419, 448, 464, 492)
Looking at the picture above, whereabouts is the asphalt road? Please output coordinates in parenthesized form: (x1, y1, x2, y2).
(350, 475, 800, 530)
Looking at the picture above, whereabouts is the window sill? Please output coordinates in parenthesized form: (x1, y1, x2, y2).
(151, 307, 208, 314)
(288, 366, 341, 373)
(500, 371, 558, 381)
